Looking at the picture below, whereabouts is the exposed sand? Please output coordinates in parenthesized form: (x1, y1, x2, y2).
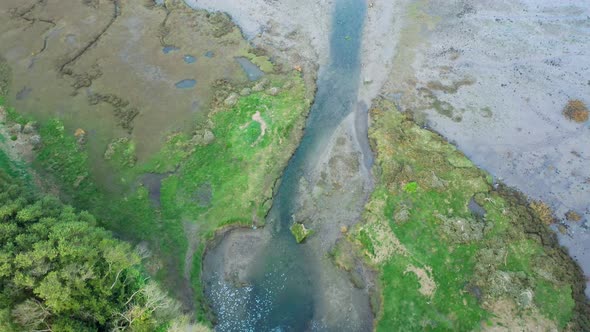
(183, 0, 332, 89)
(183, 0, 408, 105)
(379, 0, 590, 295)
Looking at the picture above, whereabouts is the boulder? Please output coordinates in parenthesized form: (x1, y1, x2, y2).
(23, 122, 37, 134)
(9, 124, 22, 134)
(267, 87, 280, 96)
(252, 78, 268, 92)
(29, 135, 42, 148)
(224, 92, 239, 106)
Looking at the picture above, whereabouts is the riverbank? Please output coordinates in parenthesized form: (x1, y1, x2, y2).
(191, 0, 590, 299)
(378, 0, 590, 295)
(1, 0, 589, 330)
(0, 0, 313, 321)
(200, 1, 378, 329)
(353, 99, 590, 330)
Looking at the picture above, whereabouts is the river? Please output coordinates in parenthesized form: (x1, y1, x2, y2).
(201, 0, 371, 331)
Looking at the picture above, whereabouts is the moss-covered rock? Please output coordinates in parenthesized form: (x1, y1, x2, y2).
(290, 223, 313, 243)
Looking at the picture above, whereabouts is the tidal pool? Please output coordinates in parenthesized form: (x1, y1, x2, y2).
(162, 45, 179, 54)
(175, 79, 196, 89)
(184, 55, 197, 64)
(235, 57, 264, 81)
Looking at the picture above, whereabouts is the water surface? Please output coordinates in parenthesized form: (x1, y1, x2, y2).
(235, 57, 265, 81)
(175, 79, 196, 89)
(184, 55, 197, 64)
(162, 45, 179, 54)
(203, 1, 368, 330)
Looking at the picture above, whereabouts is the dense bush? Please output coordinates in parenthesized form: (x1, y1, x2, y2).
(0, 170, 182, 331)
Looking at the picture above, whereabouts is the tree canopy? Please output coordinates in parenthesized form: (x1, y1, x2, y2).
(0, 170, 188, 331)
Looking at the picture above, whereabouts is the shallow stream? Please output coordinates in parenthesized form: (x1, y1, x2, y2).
(201, 0, 370, 330)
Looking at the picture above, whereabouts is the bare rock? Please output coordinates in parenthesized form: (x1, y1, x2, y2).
(267, 87, 280, 96)
(224, 93, 239, 106)
(23, 122, 37, 134)
(29, 135, 41, 148)
(252, 78, 268, 92)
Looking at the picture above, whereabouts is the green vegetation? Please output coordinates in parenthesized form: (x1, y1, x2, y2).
(351, 99, 589, 331)
(0, 57, 10, 97)
(0, 167, 207, 331)
(31, 72, 310, 319)
(290, 223, 314, 243)
(36, 119, 100, 207)
(402, 181, 418, 193)
(104, 137, 137, 169)
(151, 73, 309, 314)
(237, 48, 275, 73)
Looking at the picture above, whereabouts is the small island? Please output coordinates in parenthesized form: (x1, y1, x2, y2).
(290, 223, 314, 243)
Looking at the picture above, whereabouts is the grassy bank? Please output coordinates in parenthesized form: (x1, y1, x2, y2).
(350, 99, 589, 331)
(27, 72, 310, 320)
(0, 100, 214, 331)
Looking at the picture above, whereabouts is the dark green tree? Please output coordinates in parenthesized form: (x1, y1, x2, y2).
(0, 170, 180, 331)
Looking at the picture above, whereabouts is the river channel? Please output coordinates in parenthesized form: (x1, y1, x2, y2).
(201, 0, 372, 331)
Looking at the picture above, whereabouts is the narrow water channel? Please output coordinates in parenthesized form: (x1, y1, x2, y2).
(202, 1, 368, 330)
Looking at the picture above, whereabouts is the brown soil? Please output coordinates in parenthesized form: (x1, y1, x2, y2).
(529, 200, 556, 225)
(566, 210, 582, 222)
(483, 299, 557, 331)
(563, 100, 589, 123)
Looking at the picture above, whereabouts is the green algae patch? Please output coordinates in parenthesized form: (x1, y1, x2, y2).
(353, 99, 589, 331)
(290, 223, 313, 243)
(535, 280, 575, 328)
(402, 181, 418, 193)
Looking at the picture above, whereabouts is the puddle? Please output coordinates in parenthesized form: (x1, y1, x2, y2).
(235, 57, 264, 81)
(175, 79, 196, 89)
(195, 183, 212, 207)
(140, 173, 169, 207)
(183, 55, 197, 64)
(204, 51, 215, 58)
(163, 45, 179, 54)
(468, 196, 486, 219)
(16, 87, 32, 100)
